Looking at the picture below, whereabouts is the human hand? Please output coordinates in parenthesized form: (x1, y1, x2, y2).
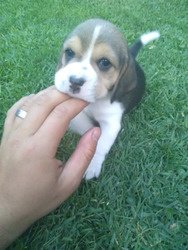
(0, 86, 100, 249)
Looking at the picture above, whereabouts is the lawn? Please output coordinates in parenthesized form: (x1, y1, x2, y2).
(0, 0, 187, 249)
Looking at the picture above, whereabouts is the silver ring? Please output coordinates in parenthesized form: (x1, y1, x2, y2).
(15, 109, 27, 119)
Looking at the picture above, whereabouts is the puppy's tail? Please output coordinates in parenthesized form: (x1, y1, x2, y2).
(130, 31, 160, 58)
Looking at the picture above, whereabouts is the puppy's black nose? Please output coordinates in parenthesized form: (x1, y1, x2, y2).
(69, 76, 86, 86)
(69, 76, 86, 94)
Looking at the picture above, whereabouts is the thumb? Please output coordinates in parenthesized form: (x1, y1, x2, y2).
(58, 127, 101, 197)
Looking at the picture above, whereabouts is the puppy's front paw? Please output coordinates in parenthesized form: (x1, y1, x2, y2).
(84, 154, 104, 180)
(84, 165, 101, 180)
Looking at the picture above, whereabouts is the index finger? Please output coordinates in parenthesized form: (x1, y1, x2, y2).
(34, 97, 87, 156)
(19, 86, 71, 136)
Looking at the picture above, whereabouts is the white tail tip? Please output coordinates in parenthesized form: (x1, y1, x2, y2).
(140, 31, 160, 45)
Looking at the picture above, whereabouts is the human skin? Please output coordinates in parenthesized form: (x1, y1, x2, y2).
(0, 86, 100, 249)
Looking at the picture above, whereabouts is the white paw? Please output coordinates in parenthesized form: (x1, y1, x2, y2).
(84, 164, 102, 180)
(84, 154, 105, 180)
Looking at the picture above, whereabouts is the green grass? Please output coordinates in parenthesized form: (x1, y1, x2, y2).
(0, 0, 187, 249)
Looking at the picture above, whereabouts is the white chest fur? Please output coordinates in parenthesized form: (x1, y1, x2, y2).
(69, 96, 124, 180)
(85, 97, 124, 124)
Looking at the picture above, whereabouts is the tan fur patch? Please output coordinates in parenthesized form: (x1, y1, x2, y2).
(91, 43, 120, 98)
(95, 68, 119, 98)
(93, 43, 119, 68)
(64, 36, 83, 54)
(61, 36, 83, 66)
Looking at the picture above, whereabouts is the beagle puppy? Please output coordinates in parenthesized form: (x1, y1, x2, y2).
(55, 19, 160, 180)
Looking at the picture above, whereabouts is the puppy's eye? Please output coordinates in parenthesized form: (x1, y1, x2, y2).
(65, 48, 75, 61)
(97, 58, 112, 71)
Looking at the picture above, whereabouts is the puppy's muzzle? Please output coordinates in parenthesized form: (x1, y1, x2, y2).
(69, 76, 86, 94)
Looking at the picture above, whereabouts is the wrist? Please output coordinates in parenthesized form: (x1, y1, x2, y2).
(0, 224, 16, 250)
(0, 196, 29, 249)
(0, 206, 19, 249)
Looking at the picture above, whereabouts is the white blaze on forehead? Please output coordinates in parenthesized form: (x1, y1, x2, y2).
(84, 26, 102, 62)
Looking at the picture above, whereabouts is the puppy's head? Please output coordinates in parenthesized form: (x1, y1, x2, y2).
(55, 19, 130, 102)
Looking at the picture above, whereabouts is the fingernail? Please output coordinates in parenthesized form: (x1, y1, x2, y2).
(91, 127, 101, 142)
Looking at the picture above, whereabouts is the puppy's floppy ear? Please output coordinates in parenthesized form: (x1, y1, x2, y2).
(111, 53, 145, 113)
(111, 53, 137, 100)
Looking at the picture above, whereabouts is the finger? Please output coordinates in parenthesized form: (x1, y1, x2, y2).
(58, 127, 101, 199)
(19, 86, 71, 135)
(35, 98, 87, 156)
(3, 95, 34, 138)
